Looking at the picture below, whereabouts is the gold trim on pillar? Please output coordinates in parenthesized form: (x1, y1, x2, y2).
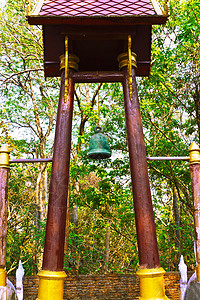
(60, 48, 79, 103)
(128, 35, 133, 101)
(64, 36, 69, 103)
(0, 144, 10, 169)
(136, 268, 169, 300)
(0, 268, 7, 287)
(117, 52, 137, 69)
(118, 36, 137, 102)
(189, 142, 200, 164)
(37, 270, 67, 300)
(60, 54, 79, 72)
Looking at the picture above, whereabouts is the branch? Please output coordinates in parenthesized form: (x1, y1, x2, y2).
(78, 194, 134, 243)
(2, 68, 44, 83)
(145, 111, 179, 149)
(74, 89, 81, 111)
(28, 75, 43, 138)
(91, 83, 102, 107)
(151, 75, 196, 118)
(9, 120, 39, 137)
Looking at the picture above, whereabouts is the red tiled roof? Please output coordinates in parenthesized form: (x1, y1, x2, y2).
(32, 0, 163, 18)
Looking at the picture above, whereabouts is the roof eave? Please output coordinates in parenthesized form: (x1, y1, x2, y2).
(27, 15, 168, 26)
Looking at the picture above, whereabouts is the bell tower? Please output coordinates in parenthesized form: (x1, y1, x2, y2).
(28, 0, 168, 299)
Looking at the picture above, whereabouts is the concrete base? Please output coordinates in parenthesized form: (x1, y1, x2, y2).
(184, 280, 200, 300)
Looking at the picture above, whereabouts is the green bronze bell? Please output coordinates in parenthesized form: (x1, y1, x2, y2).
(88, 126, 111, 159)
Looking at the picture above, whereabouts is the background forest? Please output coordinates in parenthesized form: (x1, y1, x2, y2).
(0, 0, 199, 275)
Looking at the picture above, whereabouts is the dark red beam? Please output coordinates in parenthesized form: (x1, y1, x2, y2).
(72, 71, 124, 83)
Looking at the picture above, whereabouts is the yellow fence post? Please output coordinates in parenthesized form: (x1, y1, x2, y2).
(0, 144, 10, 287)
(189, 142, 200, 282)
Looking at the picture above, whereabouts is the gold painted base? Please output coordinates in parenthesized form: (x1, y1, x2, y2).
(136, 268, 169, 300)
(0, 268, 6, 286)
(196, 264, 200, 282)
(37, 270, 67, 300)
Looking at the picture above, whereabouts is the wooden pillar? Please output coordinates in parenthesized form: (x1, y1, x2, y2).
(120, 52, 168, 299)
(122, 66, 160, 269)
(37, 64, 75, 300)
(0, 145, 10, 287)
(42, 69, 74, 271)
(189, 142, 200, 282)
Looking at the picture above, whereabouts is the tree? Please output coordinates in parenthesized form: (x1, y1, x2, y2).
(0, 0, 199, 275)
(0, 0, 58, 272)
(137, 0, 200, 270)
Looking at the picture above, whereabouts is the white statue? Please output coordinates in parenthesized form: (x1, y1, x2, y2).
(0, 278, 17, 300)
(16, 261, 24, 300)
(179, 255, 188, 300)
(0, 286, 6, 300)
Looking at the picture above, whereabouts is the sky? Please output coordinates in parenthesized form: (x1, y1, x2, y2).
(0, 0, 6, 8)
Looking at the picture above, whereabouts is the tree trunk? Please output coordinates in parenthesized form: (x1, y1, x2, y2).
(69, 204, 79, 274)
(104, 222, 111, 273)
(173, 186, 181, 257)
(193, 85, 200, 143)
(35, 163, 48, 270)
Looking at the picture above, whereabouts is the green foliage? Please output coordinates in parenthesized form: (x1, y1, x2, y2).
(6, 164, 46, 275)
(0, 0, 199, 276)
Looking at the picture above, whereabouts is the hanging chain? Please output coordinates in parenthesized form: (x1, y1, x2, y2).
(64, 36, 69, 103)
(97, 84, 100, 127)
(128, 35, 133, 101)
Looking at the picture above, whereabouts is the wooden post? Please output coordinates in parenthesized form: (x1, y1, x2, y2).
(120, 53, 168, 299)
(189, 142, 200, 282)
(37, 64, 75, 300)
(0, 145, 10, 287)
(122, 66, 160, 268)
(42, 69, 74, 272)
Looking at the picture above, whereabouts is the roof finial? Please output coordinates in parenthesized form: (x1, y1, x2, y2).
(26, 0, 31, 16)
(164, 0, 169, 16)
